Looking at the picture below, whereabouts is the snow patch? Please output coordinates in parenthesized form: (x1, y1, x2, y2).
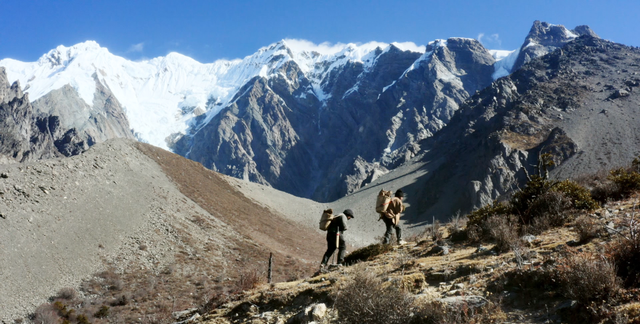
(490, 48, 519, 80)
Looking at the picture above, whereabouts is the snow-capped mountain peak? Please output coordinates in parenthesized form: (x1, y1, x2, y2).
(0, 35, 521, 151)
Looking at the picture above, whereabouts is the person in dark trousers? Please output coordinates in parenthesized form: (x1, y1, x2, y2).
(383, 189, 406, 245)
(321, 209, 354, 266)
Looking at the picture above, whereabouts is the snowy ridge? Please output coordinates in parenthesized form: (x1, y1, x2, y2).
(490, 49, 519, 80)
(1, 39, 511, 150)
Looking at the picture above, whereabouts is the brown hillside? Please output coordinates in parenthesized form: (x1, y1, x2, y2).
(135, 142, 325, 278)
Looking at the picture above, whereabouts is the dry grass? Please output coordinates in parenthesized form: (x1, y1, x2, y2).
(500, 131, 546, 150)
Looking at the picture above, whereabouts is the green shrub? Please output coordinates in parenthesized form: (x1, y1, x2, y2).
(76, 314, 91, 324)
(467, 200, 511, 227)
(526, 190, 571, 226)
(94, 306, 109, 319)
(608, 167, 640, 197)
(343, 243, 393, 265)
(553, 180, 600, 210)
(511, 174, 555, 222)
(468, 162, 597, 233)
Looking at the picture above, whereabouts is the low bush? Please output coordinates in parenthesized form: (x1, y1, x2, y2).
(557, 251, 620, 304)
(94, 305, 110, 319)
(483, 215, 519, 253)
(574, 215, 601, 243)
(236, 267, 264, 291)
(607, 214, 640, 288)
(525, 190, 571, 225)
(33, 304, 59, 324)
(591, 181, 620, 204)
(343, 243, 393, 265)
(467, 153, 603, 237)
(467, 200, 511, 227)
(413, 300, 505, 324)
(57, 287, 77, 300)
(333, 266, 415, 324)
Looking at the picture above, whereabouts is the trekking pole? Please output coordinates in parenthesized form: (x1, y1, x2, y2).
(334, 232, 340, 264)
(268, 252, 273, 284)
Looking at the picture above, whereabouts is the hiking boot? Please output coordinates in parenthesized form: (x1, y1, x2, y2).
(398, 240, 407, 245)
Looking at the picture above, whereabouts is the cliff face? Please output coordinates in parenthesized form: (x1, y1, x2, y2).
(411, 36, 640, 220)
(0, 67, 133, 163)
(0, 67, 63, 162)
(512, 21, 598, 72)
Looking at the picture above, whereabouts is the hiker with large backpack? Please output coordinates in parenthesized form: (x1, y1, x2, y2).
(378, 189, 406, 245)
(320, 209, 355, 267)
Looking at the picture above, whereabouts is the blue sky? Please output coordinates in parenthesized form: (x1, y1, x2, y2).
(1, 0, 639, 63)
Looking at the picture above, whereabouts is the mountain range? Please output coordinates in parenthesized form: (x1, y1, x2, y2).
(1, 20, 636, 222)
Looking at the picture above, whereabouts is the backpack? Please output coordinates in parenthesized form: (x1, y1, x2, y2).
(319, 208, 336, 231)
(375, 189, 392, 213)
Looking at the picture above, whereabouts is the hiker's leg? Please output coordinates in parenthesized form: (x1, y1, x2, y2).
(383, 220, 393, 244)
(337, 235, 347, 264)
(395, 225, 402, 243)
(322, 233, 337, 264)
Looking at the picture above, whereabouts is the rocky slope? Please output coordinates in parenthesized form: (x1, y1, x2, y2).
(189, 196, 640, 324)
(0, 139, 326, 323)
(420, 35, 640, 219)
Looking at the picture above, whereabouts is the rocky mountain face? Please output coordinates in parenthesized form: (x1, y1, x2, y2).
(175, 38, 498, 201)
(512, 20, 598, 71)
(0, 67, 132, 162)
(407, 35, 640, 220)
(0, 67, 71, 162)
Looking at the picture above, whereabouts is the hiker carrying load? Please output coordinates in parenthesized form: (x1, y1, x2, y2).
(320, 209, 354, 267)
(378, 189, 406, 245)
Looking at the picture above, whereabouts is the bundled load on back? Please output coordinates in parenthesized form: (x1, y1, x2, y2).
(319, 208, 335, 231)
(376, 189, 392, 213)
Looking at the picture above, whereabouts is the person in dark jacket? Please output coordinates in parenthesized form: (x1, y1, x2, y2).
(382, 189, 406, 245)
(321, 209, 354, 266)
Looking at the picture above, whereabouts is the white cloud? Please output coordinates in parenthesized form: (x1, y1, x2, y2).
(477, 33, 502, 48)
(283, 39, 351, 55)
(282, 38, 425, 56)
(391, 42, 426, 53)
(127, 42, 145, 53)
